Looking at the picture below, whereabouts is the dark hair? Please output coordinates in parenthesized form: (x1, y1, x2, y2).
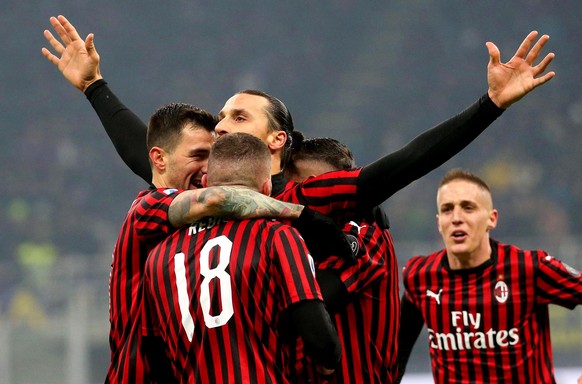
(207, 132, 271, 189)
(439, 168, 491, 192)
(237, 89, 295, 167)
(285, 134, 355, 177)
(147, 103, 217, 152)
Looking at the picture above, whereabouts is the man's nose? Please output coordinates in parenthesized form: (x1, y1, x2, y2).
(451, 207, 463, 222)
(215, 120, 230, 136)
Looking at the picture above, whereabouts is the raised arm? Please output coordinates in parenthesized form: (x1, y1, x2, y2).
(42, 15, 151, 183)
(486, 31, 555, 109)
(42, 15, 101, 92)
(356, 30, 555, 209)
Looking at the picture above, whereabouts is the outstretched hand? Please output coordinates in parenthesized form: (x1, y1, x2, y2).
(486, 30, 555, 109)
(41, 15, 102, 92)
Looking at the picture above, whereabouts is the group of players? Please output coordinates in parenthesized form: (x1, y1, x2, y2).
(42, 14, 582, 384)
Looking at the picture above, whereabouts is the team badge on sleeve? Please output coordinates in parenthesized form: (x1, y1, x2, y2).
(163, 188, 178, 195)
(562, 261, 581, 277)
(308, 254, 316, 277)
(545, 255, 581, 277)
(345, 234, 360, 258)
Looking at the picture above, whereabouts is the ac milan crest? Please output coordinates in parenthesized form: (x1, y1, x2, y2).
(494, 280, 509, 303)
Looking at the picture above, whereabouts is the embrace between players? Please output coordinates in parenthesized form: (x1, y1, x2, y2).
(43, 14, 581, 384)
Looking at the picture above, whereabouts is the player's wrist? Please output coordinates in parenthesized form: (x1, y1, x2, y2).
(82, 74, 104, 93)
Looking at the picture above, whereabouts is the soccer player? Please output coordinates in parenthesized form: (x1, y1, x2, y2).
(396, 168, 582, 384)
(103, 102, 323, 383)
(42, 16, 354, 384)
(42, 15, 557, 382)
(284, 135, 398, 383)
(143, 132, 341, 383)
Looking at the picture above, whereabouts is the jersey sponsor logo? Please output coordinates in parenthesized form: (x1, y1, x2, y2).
(428, 310, 519, 351)
(426, 288, 443, 305)
(345, 234, 360, 258)
(348, 221, 367, 234)
(163, 188, 178, 195)
(494, 280, 509, 303)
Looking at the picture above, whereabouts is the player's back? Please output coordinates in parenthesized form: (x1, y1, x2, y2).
(311, 214, 398, 383)
(145, 217, 321, 384)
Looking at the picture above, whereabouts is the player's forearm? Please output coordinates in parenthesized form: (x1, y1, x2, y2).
(85, 79, 152, 183)
(289, 300, 342, 370)
(358, 94, 503, 208)
(316, 270, 349, 314)
(168, 186, 304, 227)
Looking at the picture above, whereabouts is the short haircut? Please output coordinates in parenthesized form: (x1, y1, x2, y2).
(147, 103, 217, 152)
(439, 168, 491, 193)
(285, 133, 355, 177)
(207, 132, 271, 190)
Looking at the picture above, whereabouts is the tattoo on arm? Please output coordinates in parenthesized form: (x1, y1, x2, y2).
(217, 186, 303, 219)
(169, 186, 303, 227)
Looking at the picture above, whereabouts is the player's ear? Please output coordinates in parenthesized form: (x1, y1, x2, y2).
(201, 174, 208, 188)
(149, 147, 166, 172)
(436, 214, 444, 235)
(267, 130, 287, 151)
(487, 209, 498, 231)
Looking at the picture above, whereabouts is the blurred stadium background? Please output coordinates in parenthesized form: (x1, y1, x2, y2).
(1, 1, 581, 383)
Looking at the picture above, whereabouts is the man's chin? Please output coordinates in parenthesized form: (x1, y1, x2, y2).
(447, 243, 470, 256)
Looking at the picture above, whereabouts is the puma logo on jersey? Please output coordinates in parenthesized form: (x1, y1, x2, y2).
(349, 221, 367, 234)
(426, 289, 443, 304)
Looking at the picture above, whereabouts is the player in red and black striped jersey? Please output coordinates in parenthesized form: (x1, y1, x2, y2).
(105, 102, 217, 383)
(397, 169, 582, 384)
(101, 103, 338, 383)
(43, 17, 557, 383)
(284, 136, 399, 383)
(139, 133, 341, 383)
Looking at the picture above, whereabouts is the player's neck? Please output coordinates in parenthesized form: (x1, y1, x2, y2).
(271, 154, 282, 175)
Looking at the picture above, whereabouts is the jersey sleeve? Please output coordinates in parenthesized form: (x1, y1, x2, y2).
(535, 251, 582, 309)
(316, 219, 389, 294)
(274, 169, 361, 218)
(85, 79, 152, 183)
(357, 94, 503, 208)
(271, 225, 323, 309)
(133, 188, 182, 239)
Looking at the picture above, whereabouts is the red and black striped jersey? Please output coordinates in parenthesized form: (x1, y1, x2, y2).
(298, 217, 399, 383)
(144, 217, 323, 384)
(402, 238, 582, 384)
(106, 187, 181, 383)
(276, 172, 402, 383)
(274, 169, 361, 222)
